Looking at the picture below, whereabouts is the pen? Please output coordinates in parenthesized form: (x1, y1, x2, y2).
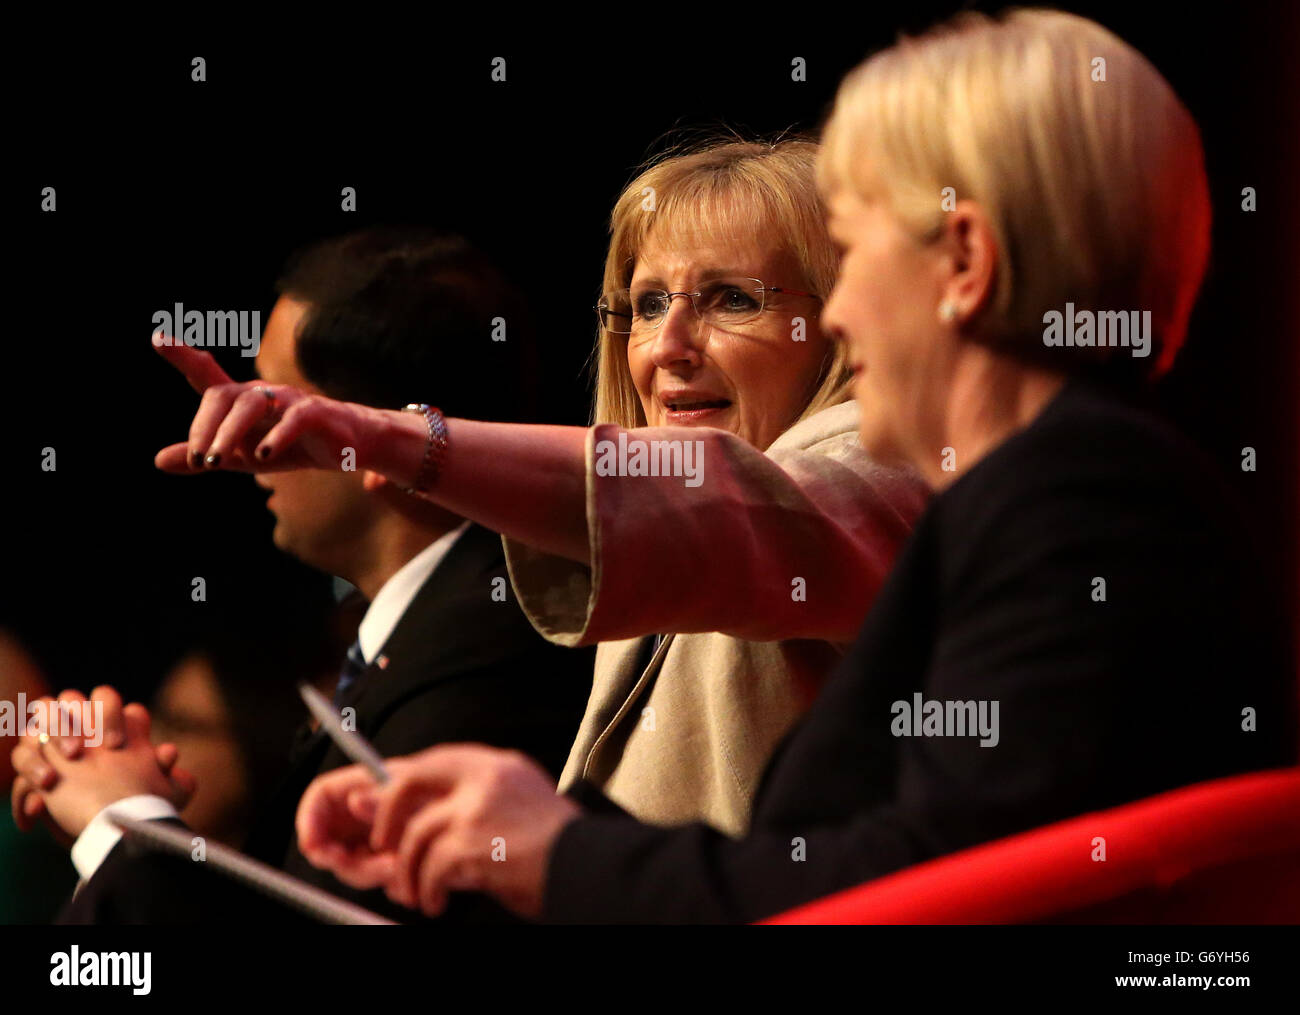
(297, 682, 391, 784)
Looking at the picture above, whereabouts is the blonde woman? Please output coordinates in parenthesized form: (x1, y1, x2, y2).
(143, 137, 928, 840)
(298, 8, 1293, 923)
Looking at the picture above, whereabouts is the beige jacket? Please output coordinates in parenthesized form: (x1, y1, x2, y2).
(503, 401, 928, 837)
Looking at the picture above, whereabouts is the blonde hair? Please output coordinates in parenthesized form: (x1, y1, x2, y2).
(592, 133, 852, 430)
(819, 8, 1212, 378)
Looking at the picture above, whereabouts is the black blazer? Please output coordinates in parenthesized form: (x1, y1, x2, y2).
(543, 380, 1298, 923)
(62, 523, 593, 924)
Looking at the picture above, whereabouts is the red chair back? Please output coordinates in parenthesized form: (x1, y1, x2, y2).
(763, 768, 1300, 924)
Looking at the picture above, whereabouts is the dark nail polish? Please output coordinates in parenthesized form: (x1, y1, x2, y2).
(191, 452, 204, 469)
(257, 445, 272, 460)
(205, 453, 221, 468)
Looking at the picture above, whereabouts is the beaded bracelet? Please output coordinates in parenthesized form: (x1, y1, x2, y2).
(400, 403, 448, 494)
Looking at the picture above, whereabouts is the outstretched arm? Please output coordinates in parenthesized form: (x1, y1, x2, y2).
(154, 341, 926, 642)
(153, 338, 592, 563)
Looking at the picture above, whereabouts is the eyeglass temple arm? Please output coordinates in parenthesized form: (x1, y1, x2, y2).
(764, 286, 821, 299)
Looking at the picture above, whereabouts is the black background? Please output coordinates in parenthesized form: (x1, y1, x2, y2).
(5, 923, 1296, 1002)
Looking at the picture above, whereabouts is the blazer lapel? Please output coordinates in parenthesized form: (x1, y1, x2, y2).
(248, 524, 504, 863)
(340, 522, 517, 733)
(566, 633, 675, 788)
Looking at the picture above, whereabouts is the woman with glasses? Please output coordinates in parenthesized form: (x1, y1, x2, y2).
(151, 137, 928, 839)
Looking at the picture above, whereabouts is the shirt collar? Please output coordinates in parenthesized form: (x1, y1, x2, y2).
(356, 521, 471, 664)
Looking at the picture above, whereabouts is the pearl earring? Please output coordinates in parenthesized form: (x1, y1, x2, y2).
(939, 301, 958, 323)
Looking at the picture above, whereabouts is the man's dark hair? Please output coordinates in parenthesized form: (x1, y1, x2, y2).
(275, 226, 537, 422)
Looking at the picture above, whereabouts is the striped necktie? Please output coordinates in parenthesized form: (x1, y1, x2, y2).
(333, 638, 368, 707)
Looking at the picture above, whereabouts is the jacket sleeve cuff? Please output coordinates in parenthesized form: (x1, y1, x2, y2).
(500, 425, 607, 646)
(540, 813, 743, 924)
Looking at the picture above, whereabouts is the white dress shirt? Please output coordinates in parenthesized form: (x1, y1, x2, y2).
(70, 521, 472, 881)
(356, 521, 469, 664)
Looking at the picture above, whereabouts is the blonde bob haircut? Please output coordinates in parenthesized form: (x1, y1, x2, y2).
(818, 8, 1212, 379)
(592, 134, 852, 433)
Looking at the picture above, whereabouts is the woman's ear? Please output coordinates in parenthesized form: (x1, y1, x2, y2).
(938, 199, 999, 323)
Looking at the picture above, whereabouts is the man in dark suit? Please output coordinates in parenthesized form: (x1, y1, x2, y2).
(10, 227, 592, 922)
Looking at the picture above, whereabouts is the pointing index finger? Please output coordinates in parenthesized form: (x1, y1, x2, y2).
(152, 333, 234, 393)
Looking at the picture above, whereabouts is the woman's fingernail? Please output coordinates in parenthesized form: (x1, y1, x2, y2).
(205, 453, 221, 468)
(191, 452, 204, 469)
(257, 445, 272, 460)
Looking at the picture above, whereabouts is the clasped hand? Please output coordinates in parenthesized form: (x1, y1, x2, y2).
(9, 686, 195, 844)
